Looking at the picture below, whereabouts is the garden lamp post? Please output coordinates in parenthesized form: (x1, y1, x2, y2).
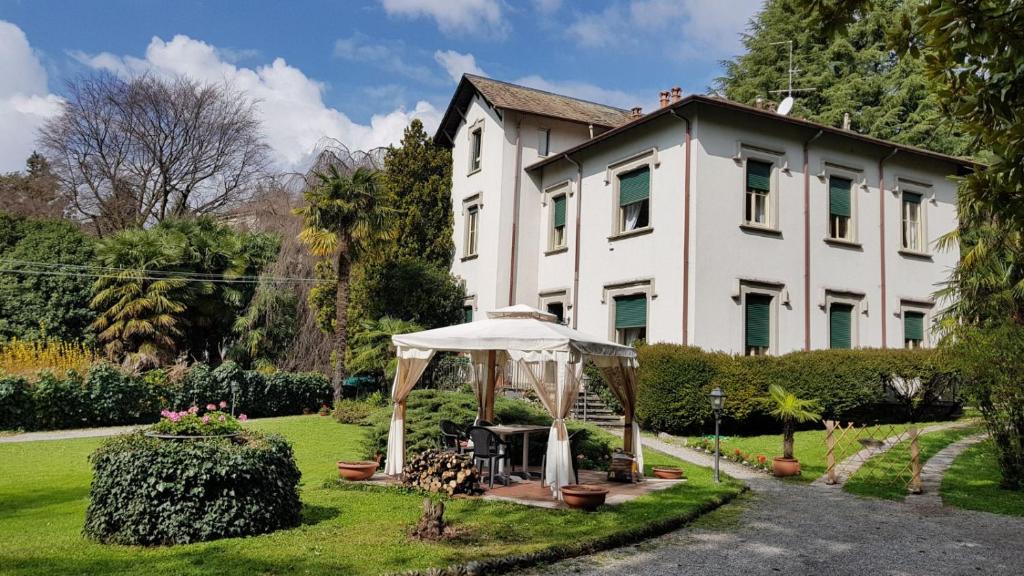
(231, 382, 239, 417)
(709, 387, 726, 483)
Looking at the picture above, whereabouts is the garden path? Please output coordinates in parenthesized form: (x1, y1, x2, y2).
(909, 432, 989, 511)
(0, 424, 141, 443)
(528, 434, 1024, 576)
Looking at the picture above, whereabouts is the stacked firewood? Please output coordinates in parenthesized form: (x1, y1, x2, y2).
(402, 450, 481, 496)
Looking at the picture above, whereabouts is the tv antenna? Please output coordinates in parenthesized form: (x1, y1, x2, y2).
(767, 40, 815, 116)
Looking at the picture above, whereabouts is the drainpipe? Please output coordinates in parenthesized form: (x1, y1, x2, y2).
(565, 154, 583, 328)
(802, 130, 823, 351)
(669, 109, 692, 345)
(508, 118, 523, 306)
(878, 148, 898, 348)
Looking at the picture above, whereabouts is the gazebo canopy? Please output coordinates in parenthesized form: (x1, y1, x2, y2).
(385, 305, 643, 499)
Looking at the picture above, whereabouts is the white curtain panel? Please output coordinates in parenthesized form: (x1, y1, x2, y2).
(518, 352, 583, 499)
(467, 350, 489, 423)
(594, 356, 644, 475)
(384, 349, 434, 475)
(624, 202, 642, 231)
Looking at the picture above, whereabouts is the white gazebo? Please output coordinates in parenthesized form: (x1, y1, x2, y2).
(385, 304, 643, 499)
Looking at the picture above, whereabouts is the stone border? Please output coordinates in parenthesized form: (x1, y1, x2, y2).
(909, 432, 989, 510)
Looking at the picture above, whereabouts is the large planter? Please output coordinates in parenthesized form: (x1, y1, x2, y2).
(561, 484, 609, 511)
(144, 431, 241, 441)
(651, 466, 685, 480)
(337, 460, 379, 481)
(84, 431, 301, 546)
(772, 457, 801, 477)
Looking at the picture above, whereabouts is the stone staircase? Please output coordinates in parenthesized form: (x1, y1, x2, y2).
(571, 390, 622, 426)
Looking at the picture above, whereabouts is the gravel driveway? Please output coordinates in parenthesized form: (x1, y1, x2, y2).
(528, 436, 1024, 576)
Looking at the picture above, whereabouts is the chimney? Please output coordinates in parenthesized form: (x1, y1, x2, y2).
(670, 87, 682, 103)
(630, 106, 643, 119)
(659, 90, 670, 108)
(842, 112, 851, 130)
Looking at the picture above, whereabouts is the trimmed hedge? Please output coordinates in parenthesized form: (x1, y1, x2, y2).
(636, 344, 960, 435)
(360, 389, 615, 470)
(0, 362, 332, 431)
(84, 431, 301, 545)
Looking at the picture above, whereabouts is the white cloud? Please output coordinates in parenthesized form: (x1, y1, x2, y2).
(73, 34, 442, 170)
(0, 21, 63, 172)
(333, 33, 434, 83)
(433, 50, 486, 83)
(379, 0, 506, 37)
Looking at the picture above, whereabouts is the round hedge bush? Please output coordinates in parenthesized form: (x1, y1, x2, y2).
(84, 431, 301, 545)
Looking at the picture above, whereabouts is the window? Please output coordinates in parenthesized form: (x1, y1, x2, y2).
(744, 292, 772, 355)
(902, 192, 924, 252)
(538, 128, 550, 157)
(464, 205, 479, 257)
(614, 294, 647, 345)
(463, 306, 474, 323)
(745, 160, 772, 227)
(904, 311, 925, 348)
(829, 176, 853, 241)
(546, 302, 565, 324)
(617, 167, 650, 233)
(469, 127, 482, 173)
(550, 194, 567, 249)
(829, 303, 853, 349)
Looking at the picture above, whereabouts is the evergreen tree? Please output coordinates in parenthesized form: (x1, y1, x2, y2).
(717, 0, 971, 157)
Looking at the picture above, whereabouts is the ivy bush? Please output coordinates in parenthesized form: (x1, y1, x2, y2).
(636, 344, 961, 435)
(84, 431, 301, 545)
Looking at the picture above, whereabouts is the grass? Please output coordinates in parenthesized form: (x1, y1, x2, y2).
(686, 419, 967, 483)
(0, 415, 742, 576)
(843, 424, 984, 500)
(941, 439, 1024, 517)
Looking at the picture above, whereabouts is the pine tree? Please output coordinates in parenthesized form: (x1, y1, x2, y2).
(716, 0, 971, 157)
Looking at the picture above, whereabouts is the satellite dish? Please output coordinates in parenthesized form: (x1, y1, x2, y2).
(777, 96, 794, 116)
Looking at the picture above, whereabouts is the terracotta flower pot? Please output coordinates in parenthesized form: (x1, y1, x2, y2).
(772, 457, 801, 477)
(651, 466, 685, 479)
(337, 460, 379, 481)
(561, 484, 609, 511)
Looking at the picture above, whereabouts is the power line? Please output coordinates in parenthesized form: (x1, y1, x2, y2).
(0, 265, 323, 285)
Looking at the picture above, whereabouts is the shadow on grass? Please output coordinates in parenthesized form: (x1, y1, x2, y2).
(300, 503, 341, 526)
(0, 486, 90, 519)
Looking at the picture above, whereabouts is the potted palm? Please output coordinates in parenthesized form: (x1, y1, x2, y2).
(766, 384, 820, 477)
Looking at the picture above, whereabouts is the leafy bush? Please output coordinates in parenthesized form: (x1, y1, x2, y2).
(0, 375, 33, 429)
(84, 363, 160, 425)
(636, 345, 960, 436)
(84, 431, 301, 545)
(332, 398, 388, 425)
(169, 362, 332, 418)
(31, 370, 90, 430)
(360, 390, 614, 469)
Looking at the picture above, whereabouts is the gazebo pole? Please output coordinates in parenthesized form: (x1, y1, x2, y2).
(484, 350, 497, 422)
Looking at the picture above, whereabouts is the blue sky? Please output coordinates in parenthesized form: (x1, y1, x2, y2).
(0, 0, 764, 171)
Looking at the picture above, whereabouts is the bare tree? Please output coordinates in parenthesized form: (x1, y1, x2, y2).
(38, 73, 269, 235)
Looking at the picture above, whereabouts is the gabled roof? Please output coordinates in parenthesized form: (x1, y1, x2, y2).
(434, 74, 635, 147)
(526, 94, 978, 172)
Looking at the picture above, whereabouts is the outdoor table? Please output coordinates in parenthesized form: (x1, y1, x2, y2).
(484, 424, 550, 480)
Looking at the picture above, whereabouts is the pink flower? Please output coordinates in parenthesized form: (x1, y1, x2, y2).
(218, 415, 226, 422)
(188, 406, 198, 414)
(168, 412, 181, 422)
(238, 414, 248, 422)
(202, 415, 210, 424)
(177, 411, 188, 418)
(160, 409, 171, 419)
(206, 403, 217, 411)
(219, 400, 228, 409)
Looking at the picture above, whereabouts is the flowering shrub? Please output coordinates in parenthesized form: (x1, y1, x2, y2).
(84, 430, 301, 545)
(0, 339, 99, 379)
(149, 402, 247, 436)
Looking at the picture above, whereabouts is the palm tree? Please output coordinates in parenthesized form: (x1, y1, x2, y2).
(89, 229, 191, 369)
(347, 316, 423, 381)
(295, 166, 394, 399)
(767, 384, 821, 460)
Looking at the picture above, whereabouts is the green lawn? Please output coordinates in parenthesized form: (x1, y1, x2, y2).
(843, 424, 985, 500)
(0, 415, 742, 576)
(941, 439, 1024, 517)
(687, 420, 966, 484)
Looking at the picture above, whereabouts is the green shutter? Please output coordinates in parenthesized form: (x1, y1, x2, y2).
(619, 167, 650, 206)
(904, 311, 924, 341)
(614, 294, 647, 329)
(829, 176, 852, 218)
(829, 303, 853, 349)
(746, 160, 771, 192)
(553, 195, 567, 228)
(745, 293, 771, 348)
(464, 307, 473, 323)
(904, 192, 922, 205)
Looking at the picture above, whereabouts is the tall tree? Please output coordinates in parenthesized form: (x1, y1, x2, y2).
(296, 166, 394, 399)
(717, 0, 971, 157)
(381, 119, 454, 268)
(38, 73, 269, 236)
(0, 152, 66, 219)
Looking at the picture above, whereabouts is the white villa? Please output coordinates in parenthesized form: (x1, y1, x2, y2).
(434, 75, 973, 355)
